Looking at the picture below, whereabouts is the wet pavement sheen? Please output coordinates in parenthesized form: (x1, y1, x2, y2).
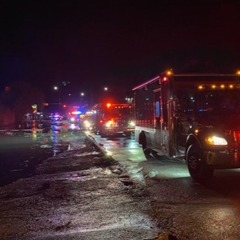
(0, 130, 70, 186)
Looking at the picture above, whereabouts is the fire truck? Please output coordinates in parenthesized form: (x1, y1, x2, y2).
(133, 69, 240, 182)
(83, 102, 135, 137)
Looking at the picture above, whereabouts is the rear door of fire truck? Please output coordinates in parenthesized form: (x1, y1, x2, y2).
(152, 71, 186, 158)
(133, 73, 176, 156)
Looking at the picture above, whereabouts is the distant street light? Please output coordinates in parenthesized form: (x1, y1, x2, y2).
(80, 92, 85, 96)
(52, 85, 61, 103)
(104, 87, 108, 91)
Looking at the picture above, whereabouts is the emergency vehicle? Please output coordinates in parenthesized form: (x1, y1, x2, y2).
(133, 69, 240, 182)
(66, 106, 82, 131)
(83, 103, 135, 137)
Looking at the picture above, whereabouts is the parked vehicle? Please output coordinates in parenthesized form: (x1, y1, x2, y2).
(84, 102, 135, 137)
(22, 112, 51, 130)
(133, 69, 240, 182)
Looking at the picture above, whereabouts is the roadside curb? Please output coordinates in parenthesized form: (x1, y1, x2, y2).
(84, 131, 109, 156)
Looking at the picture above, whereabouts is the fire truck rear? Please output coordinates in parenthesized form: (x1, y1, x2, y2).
(133, 69, 240, 182)
(85, 103, 135, 137)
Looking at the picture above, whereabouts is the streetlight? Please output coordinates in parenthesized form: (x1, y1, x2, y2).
(80, 92, 86, 105)
(53, 85, 61, 103)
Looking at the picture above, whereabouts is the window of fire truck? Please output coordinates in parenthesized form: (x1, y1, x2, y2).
(154, 89, 162, 128)
(177, 88, 240, 131)
(135, 89, 154, 126)
(195, 90, 240, 114)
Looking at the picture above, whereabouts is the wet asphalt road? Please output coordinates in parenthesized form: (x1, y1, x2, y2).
(92, 132, 240, 240)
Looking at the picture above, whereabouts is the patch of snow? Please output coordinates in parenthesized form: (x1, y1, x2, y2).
(68, 143, 87, 150)
(73, 151, 102, 157)
(40, 144, 52, 149)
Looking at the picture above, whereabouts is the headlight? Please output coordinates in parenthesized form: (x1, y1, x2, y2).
(105, 120, 113, 128)
(205, 136, 228, 146)
(69, 123, 76, 130)
(128, 121, 135, 127)
(83, 120, 91, 128)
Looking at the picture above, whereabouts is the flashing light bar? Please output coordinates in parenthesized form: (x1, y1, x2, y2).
(71, 111, 81, 115)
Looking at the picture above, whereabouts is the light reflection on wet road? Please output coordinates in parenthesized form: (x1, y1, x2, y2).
(91, 132, 240, 239)
(0, 128, 69, 186)
(93, 132, 240, 197)
(88, 133, 148, 184)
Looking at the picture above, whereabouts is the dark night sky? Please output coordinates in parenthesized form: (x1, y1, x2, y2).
(1, 0, 240, 102)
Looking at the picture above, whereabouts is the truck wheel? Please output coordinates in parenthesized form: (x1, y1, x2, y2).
(186, 146, 214, 183)
(139, 131, 146, 149)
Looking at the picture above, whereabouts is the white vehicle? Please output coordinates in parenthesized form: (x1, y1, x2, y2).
(133, 69, 240, 182)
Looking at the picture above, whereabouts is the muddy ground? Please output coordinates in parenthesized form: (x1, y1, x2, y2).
(0, 132, 161, 240)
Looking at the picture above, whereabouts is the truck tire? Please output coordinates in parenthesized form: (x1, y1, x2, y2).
(186, 145, 214, 183)
(139, 131, 146, 149)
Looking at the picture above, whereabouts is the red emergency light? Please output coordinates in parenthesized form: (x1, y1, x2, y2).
(106, 103, 112, 108)
(162, 77, 168, 82)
